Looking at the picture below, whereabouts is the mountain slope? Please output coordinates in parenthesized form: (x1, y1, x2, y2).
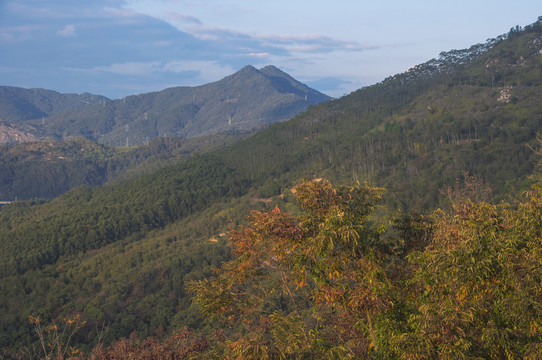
(0, 87, 108, 145)
(1, 18, 542, 353)
(1, 66, 329, 145)
(219, 20, 542, 209)
(0, 131, 251, 201)
(0, 87, 108, 123)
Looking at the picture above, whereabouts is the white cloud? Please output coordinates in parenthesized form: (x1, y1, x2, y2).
(165, 11, 202, 25)
(69, 60, 234, 85)
(57, 24, 76, 37)
(103, 7, 140, 18)
(162, 60, 234, 82)
(246, 52, 270, 59)
(93, 61, 162, 75)
(0, 25, 42, 42)
(184, 25, 375, 55)
(254, 33, 374, 53)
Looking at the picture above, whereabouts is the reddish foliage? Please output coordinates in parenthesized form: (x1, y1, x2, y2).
(89, 328, 208, 360)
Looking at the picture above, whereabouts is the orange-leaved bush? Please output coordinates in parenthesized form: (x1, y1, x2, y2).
(188, 179, 390, 359)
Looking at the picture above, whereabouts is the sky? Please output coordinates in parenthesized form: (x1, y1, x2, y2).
(1, 1, 541, 99)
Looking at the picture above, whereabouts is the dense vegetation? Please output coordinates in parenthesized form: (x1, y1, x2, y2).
(0, 87, 107, 124)
(15, 177, 542, 359)
(1, 66, 329, 146)
(1, 18, 542, 357)
(186, 178, 542, 359)
(0, 155, 249, 276)
(0, 154, 255, 352)
(0, 132, 250, 200)
(219, 19, 542, 210)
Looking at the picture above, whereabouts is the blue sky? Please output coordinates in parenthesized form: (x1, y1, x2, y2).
(1, 0, 541, 99)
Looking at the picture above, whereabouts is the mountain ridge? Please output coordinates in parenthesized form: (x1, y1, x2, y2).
(0, 87, 109, 124)
(0, 66, 330, 145)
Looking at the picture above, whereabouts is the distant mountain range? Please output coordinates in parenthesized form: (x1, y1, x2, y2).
(0, 66, 330, 145)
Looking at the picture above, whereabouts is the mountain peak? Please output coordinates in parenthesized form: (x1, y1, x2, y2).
(0, 65, 330, 145)
(259, 65, 291, 78)
(236, 65, 260, 76)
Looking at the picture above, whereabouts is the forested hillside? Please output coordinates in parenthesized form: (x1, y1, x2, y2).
(220, 21, 542, 210)
(1, 18, 542, 357)
(0, 88, 107, 145)
(0, 66, 329, 146)
(0, 87, 107, 124)
(185, 178, 542, 358)
(0, 131, 250, 201)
